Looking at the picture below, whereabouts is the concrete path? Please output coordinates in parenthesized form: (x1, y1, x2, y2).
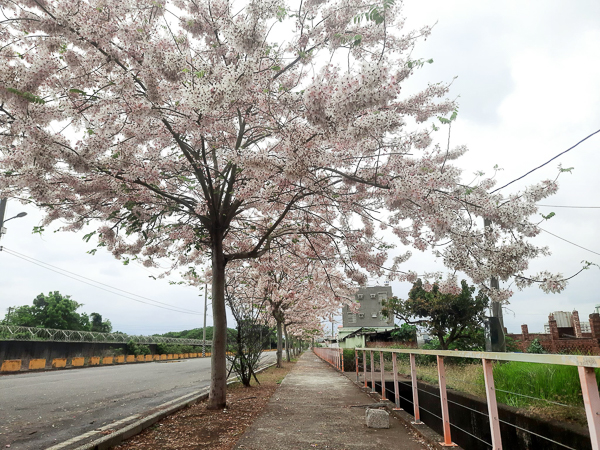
(234, 351, 430, 450)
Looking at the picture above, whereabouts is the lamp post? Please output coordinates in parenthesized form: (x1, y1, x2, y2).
(0, 199, 28, 242)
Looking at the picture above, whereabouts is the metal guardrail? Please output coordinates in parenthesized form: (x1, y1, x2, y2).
(0, 325, 212, 346)
(313, 347, 343, 371)
(314, 347, 600, 450)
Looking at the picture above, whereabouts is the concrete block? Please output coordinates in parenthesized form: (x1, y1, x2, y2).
(153, 354, 160, 361)
(103, 357, 113, 365)
(28, 359, 46, 370)
(365, 408, 390, 429)
(145, 355, 152, 362)
(136, 355, 144, 362)
(126, 355, 135, 363)
(1, 360, 22, 372)
(52, 358, 67, 368)
(115, 355, 125, 363)
(72, 357, 85, 367)
(160, 354, 167, 360)
(90, 357, 100, 366)
(29, 359, 46, 370)
(167, 354, 173, 360)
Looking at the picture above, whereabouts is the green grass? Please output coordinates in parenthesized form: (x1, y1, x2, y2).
(490, 362, 593, 408)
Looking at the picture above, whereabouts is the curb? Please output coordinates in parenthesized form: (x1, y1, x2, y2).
(72, 362, 278, 450)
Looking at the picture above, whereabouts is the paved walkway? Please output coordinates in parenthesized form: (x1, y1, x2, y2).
(234, 351, 430, 450)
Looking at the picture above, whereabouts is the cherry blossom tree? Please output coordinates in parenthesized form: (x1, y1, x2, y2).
(0, 0, 565, 408)
(226, 247, 350, 368)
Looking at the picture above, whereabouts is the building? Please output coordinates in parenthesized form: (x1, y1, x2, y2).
(338, 285, 396, 348)
(542, 311, 591, 335)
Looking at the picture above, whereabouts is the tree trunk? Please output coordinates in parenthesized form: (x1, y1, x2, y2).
(284, 323, 291, 362)
(207, 238, 228, 410)
(276, 318, 283, 368)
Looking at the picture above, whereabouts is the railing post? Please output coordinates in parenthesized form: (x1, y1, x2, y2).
(355, 349, 359, 382)
(363, 350, 367, 388)
(341, 349, 344, 372)
(483, 359, 502, 450)
(410, 353, 422, 424)
(579, 366, 600, 450)
(370, 350, 375, 393)
(437, 356, 457, 447)
(392, 352, 402, 410)
(380, 351, 386, 400)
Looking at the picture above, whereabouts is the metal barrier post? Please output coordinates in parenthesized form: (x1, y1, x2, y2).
(370, 350, 375, 393)
(355, 349, 359, 382)
(482, 359, 502, 450)
(437, 356, 457, 447)
(341, 349, 344, 372)
(579, 366, 600, 450)
(380, 351, 386, 400)
(363, 350, 367, 388)
(410, 353, 422, 424)
(392, 352, 402, 410)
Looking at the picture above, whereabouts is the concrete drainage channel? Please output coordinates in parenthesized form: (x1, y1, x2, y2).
(49, 362, 277, 450)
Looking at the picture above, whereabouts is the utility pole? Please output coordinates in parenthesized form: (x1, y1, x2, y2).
(0, 199, 7, 242)
(202, 283, 208, 357)
(484, 218, 506, 352)
(4, 306, 12, 324)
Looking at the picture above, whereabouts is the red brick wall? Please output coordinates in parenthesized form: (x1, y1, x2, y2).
(506, 333, 600, 355)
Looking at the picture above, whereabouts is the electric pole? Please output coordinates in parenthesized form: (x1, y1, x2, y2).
(0, 199, 7, 242)
(484, 218, 506, 352)
(202, 283, 208, 357)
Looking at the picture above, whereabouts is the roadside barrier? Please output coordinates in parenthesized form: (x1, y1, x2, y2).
(313, 347, 600, 450)
(0, 350, 236, 373)
(29, 359, 46, 370)
(0, 359, 21, 372)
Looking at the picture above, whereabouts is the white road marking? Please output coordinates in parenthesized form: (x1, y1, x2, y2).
(45, 414, 139, 450)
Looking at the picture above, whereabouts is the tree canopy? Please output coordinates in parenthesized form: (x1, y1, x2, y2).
(4, 291, 112, 332)
(0, 0, 566, 408)
(382, 279, 489, 350)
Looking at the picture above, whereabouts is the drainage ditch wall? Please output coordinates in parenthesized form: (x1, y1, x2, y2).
(369, 378, 591, 450)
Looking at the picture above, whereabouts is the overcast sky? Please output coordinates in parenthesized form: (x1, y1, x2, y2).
(1, 0, 599, 335)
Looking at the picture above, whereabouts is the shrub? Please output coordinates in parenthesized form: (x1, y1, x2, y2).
(526, 338, 545, 354)
(127, 340, 151, 356)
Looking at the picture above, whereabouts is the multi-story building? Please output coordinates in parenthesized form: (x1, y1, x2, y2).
(338, 285, 395, 348)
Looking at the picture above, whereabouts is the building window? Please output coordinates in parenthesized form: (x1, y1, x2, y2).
(358, 313, 365, 319)
(357, 294, 364, 300)
(370, 294, 376, 298)
(371, 312, 378, 318)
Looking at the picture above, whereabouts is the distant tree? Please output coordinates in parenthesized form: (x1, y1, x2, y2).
(5, 292, 91, 330)
(90, 312, 112, 333)
(382, 279, 489, 350)
(391, 323, 417, 342)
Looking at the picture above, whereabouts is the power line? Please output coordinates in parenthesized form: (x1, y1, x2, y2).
(491, 128, 600, 193)
(539, 228, 600, 257)
(537, 204, 600, 209)
(0, 246, 204, 315)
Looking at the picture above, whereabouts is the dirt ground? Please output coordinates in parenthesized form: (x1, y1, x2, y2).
(114, 362, 293, 450)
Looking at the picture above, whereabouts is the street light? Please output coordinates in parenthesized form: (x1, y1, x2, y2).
(0, 199, 28, 241)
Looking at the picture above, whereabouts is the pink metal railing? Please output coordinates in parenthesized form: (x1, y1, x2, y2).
(313, 347, 343, 371)
(350, 347, 600, 450)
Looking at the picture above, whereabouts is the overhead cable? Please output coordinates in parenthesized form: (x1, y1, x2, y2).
(0, 246, 203, 315)
(491, 128, 600, 193)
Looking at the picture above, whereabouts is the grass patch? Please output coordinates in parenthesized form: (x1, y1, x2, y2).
(490, 362, 590, 408)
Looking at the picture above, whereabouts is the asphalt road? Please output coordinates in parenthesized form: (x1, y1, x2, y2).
(0, 352, 277, 449)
